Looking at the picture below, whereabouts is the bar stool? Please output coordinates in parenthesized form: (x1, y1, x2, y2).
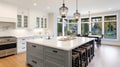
(72, 52, 80, 67)
(73, 48, 87, 67)
(90, 44, 94, 60)
(83, 44, 93, 63)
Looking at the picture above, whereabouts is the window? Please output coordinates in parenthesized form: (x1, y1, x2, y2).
(81, 18, 89, 35)
(67, 24, 77, 35)
(91, 17, 102, 35)
(57, 18, 78, 36)
(104, 15, 117, 39)
(80, 15, 117, 39)
(67, 19, 77, 35)
(57, 18, 62, 36)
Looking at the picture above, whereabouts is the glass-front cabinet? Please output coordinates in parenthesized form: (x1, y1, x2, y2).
(17, 15, 22, 28)
(35, 17, 47, 28)
(36, 17, 40, 28)
(17, 15, 28, 28)
(23, 16, 28, 28)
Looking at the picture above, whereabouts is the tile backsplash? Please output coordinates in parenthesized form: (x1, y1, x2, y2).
(0, 22, 16, 31)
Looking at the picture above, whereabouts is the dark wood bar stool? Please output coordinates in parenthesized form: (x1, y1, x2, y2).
(83, 44, 93, 63)
(73, 48, 87, 67)
(72, 52, 80, 67)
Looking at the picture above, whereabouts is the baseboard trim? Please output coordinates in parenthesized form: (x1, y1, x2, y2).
(102, 44, 120, 47)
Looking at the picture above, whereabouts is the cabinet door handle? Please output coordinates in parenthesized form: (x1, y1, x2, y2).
(53, 50, 58, 53)
(32, 60, 37, 64)
(22, 47, 25, 49)
(32, 45, 36, 48)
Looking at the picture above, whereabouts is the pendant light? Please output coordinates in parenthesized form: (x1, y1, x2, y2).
(59, 0, 68, 18)
(73, 0, 80, 21)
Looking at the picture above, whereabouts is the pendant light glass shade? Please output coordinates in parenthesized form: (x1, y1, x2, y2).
(74, 10, 80, 21)
(73, 0, 80, 21)
(59, 0, 68, 18)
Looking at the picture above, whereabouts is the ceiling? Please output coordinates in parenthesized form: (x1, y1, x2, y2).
(1, 0, 120, 16)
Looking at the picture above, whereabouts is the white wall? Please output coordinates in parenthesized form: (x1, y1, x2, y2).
(48, 13, 58, 37)
(0, 2, 17, 19)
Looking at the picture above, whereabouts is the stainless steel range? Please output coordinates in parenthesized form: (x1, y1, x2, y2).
(0, 36, 17, 58)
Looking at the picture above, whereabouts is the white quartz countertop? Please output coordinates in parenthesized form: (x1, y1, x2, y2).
(27, 37, 95, 51)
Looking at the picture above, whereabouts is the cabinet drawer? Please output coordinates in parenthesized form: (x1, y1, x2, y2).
(45, 52, 65, 61)
(27, 43, 43, 58)
(45, 56, 65, 65)
(45, 47, 65, 56)
(27, 55, 43, 67)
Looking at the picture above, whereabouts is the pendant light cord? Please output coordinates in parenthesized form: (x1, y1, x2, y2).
(63, 0, 65, 4)
(88, 11, 91, 22)
(76, 0, 78, 11)
(88, 11, 90, 18)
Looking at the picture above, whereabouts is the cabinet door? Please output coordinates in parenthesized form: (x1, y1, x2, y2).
(44, 18, 47, 28)
(17, 15, 22, 28)
(45, 59, 64, 67)
(17, 38, 26, 53)
(41, 18, 44, 28)
(36, 17, 40, 28)
(23, 15, 28, 28)
(27, 55, 43, 67)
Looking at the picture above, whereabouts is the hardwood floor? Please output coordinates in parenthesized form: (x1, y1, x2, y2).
(0, 45, 120, 67)
(88, 45, 120, 67)
(0, 53, 27, 67)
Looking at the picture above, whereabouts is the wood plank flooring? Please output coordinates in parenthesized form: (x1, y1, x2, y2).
(0, 45, 120, 67)
(88, 45, 120, 67)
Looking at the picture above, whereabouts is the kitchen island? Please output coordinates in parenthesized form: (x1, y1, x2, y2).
(26, 37, 95, 67)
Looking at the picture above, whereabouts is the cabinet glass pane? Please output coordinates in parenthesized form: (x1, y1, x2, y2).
(91, 22, 102, 35)
(24, 16, 28, 28)
(41, 18, 43, 28)
(45, 18, 47, 28)
(36, 17, 40, 28)
(104, 22, 117, 39)
(17, 15, 22, 27)
(81, 23, 89, 35)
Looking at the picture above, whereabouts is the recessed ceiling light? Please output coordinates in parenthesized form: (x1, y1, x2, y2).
(33, 3, 37, 6)
(47, 6, 51, 9)
(108, 8, 112, 10)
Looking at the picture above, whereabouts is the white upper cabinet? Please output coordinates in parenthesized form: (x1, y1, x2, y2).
(17, 8, 29, 28)
(29, 10, 48, 29)
(0, 2, 17, 22)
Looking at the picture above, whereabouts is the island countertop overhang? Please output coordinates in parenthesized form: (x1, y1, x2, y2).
(27, 37, 95, 51)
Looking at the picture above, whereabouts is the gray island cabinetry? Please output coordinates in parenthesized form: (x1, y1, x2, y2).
(27, 37, 95, 67)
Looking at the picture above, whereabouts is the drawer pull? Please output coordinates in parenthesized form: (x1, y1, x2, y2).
(22, 47, 25, 49)
(32, 45, 36, 48)
(53, 50, 58, 53)
(32, 60, 37, 64)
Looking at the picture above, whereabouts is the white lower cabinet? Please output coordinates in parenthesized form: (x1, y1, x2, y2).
(17, 36, 42, 53)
